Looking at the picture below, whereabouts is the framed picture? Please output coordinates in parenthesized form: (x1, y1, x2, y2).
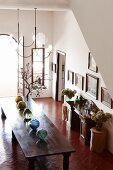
(67, 70, 74, 84)
(62, 64, 64, 71)
(51, 62, 53, 71)
(53, 63, 56, 73)
(86, 73, 99, 100)
(75, 73, 84, 90)
(88, 52, 98, 72)
(101, 87, 113, 108)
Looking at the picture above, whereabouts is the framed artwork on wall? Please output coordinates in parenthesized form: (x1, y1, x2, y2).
(53, 63, 56, 73)
(62, 64, 64, 71)
(101, 87, 113, 109)
(75, 73, 84, 90)
(67, 70, 74, 84)
(51, 62, 53, 71)
(88, 52, 98, 72)
(86, 73, 99, 100)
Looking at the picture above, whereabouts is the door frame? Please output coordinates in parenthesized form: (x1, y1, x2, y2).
(55, 50, 66, 101)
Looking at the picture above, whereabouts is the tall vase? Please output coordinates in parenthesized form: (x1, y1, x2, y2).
(64, 95, 71, 102)
(96, 122, 103, 131)
(26, 94, 29, 101)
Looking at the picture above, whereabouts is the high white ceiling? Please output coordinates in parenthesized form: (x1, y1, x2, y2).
(0, 0, 70, 10)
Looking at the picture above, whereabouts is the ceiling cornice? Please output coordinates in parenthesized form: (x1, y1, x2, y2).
(0, 0, 70, 10)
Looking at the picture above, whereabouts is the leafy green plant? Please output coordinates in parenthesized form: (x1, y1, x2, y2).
(62, 88, 76, 99)
(91, 110, 112, 130)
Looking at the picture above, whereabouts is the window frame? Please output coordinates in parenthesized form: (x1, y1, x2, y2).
(32, 48, 45, 86)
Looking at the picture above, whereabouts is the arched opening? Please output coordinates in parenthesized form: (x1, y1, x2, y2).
(0, 34, 18, 97)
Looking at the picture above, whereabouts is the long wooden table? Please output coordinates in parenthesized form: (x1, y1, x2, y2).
(0, 97, 75, 170)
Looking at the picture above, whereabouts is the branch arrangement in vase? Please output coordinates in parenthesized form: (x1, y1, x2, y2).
(20, 63, 46, 100)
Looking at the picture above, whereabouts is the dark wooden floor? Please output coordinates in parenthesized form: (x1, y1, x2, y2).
(0, 97, 113, 170)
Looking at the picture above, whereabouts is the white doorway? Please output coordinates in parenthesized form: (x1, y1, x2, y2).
(55, 51, 66, 101)
(0, 35, 18, 97)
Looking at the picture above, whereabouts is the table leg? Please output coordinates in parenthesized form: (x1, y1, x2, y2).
(1, 108, 6, 119)
(12, 131, 18, 143)
(28, 158, 35, 170)
(63, 152, 71, 170)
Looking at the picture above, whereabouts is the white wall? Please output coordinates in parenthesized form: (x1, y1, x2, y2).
(70, 0, 113, 98)
(0, 9, 53, 98)
(53, 10, 113, 153)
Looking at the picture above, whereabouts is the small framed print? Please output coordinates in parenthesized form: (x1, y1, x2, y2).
(75, 73, 84, 90)
(86, 73, 99, 100)
(88, 52, 98, 72)
(67, 70, 74, 84)
(101, 87, 113, 108)
(51, 62, 53, 71)
(53, 63, 56, 73)
(62, 65, 64, 71)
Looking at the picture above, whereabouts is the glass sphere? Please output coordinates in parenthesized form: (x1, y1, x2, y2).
(36, 129, 47, 141)
(29, 119, 40, 131)
(17, 101, 26, 111)
(24, 108, 32, 121)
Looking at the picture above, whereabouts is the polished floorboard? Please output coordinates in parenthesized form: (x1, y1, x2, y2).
(0, 97, 113, 170)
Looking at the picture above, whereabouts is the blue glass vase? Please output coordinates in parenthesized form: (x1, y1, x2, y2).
(29, 119, 40, 131)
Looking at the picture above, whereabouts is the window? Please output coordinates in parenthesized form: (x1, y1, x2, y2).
(0, 34, 18, 97)
(32, 48, 49, 87)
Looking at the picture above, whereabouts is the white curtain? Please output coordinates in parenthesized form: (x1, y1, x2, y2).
(0, 35, 18, 97)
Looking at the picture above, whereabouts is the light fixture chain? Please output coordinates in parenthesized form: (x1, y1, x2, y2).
(34, 8, 37, 49)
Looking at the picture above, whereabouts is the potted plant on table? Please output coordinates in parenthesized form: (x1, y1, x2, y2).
(62, 88, 76, 101)
(91, 110, 112, 131)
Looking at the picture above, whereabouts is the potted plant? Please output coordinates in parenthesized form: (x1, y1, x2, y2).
(62, 88, 76, 101)
(91, 110, 112, 131)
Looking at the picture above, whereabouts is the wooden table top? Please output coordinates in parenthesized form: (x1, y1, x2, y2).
(0, 97, 75, 158)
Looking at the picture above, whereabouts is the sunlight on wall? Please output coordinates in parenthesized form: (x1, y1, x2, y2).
(0, 35, 18, 97)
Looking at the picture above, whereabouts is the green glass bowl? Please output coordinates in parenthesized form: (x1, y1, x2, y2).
(36, 129, 47, 141)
